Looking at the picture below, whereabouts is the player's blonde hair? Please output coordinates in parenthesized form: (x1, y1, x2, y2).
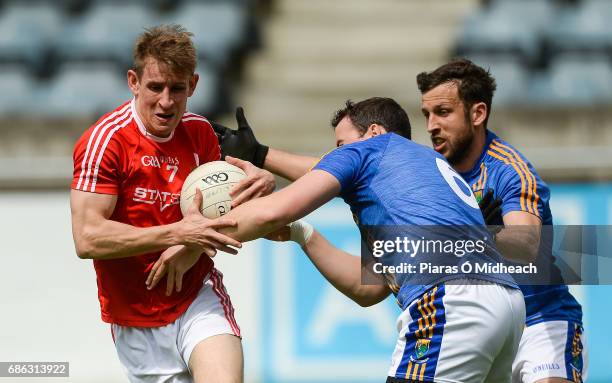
(133, 24, 197, 78)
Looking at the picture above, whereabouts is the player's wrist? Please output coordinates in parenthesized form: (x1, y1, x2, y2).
(253, 144, 269, 169)
(168, 221, 188, 247)
(289, 220, 314, 246)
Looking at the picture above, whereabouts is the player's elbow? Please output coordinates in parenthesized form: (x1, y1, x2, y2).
(355, 297, 378, 307)
(355, 294, 386, 307)
(75, 241, 96, 259)
(524, 237, 540, 263)
(520, 228, 541, 263)
(353, 286, 389, 307)
(73, 230, 98, 259)
(75, 243, 94, 259)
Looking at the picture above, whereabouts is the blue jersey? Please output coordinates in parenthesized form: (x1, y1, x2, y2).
(314, 133, 517, 308)
(459, 130, 582, 325)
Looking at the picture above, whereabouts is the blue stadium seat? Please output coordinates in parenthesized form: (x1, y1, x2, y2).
(0, 66, 36, 116)
(163, 2, 248, 68)
(54, 3, 155, 69)
(545, 0, 612, 55)
(530, 54, 612, 106)
(455, 0, 556, 64)
(188, 64, 222, 116)
(0, 3, 63, 74)
(2, 0, 94, 13)
(35, 64, 132, 118)
(466, 54, 530, 107)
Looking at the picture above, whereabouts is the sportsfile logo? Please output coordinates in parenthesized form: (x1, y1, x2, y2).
(133, 187, 180, 211)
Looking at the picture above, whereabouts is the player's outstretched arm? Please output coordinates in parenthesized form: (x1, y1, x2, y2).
(268, 222, 391, 307)
(495, 211, 541, 263)
(212, 107, 319, 181)
(264, 148, 319, 181)
(70, 189, 241, 260)
(225, 156, 276, 208)
(217, 170, 340, 242)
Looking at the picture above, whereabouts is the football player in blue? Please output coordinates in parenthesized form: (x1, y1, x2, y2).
(415, 59, 585, 383)
(212, 57, 587, 383)
(204, 97, 526, 383)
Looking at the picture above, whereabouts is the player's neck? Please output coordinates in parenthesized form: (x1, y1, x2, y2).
(453, 128, 486, 173)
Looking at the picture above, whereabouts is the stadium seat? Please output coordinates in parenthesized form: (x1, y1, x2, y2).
(188, 64, 224, 116)
(466, 54, 530, 107)
(0, 0, 256, 122)
(35, 63, 132, 118)
(54, 3, 155, 69)
(455, 0, 556, 65)
(0, 66, 36, 116)
(163, 2, 248, 68)
(545, 0, 612, 55)
(2, 0, 95, 13)
(530, 54, 612, 106)
(0, 3, 63, 75)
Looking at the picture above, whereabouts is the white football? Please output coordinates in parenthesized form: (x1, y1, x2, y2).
(180, 161, 247, 218)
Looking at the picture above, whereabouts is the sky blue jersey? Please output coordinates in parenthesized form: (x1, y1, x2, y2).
(314, 133, 517, 308)
(459, 130, 582, 325)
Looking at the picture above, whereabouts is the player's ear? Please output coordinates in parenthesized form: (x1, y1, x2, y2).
(471, 102, 488, 127)
(127, 69, 140, 95)
(369, 123, 387, 137)
(187, 73, 199, 97)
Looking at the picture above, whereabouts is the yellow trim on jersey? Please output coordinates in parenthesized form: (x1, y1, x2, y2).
(492, 140, 540, 216)
(474, 163, 485, 191)
(489, 143, 534, 214)
(473, 163, 489, 193)
(310, 148, 337, 171)
(487, 143, 539, 216)
(482, 164, 488, 191)
(487, 149, 528, 212)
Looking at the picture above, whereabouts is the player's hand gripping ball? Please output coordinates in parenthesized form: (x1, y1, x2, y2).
(180, 161, 246, 219)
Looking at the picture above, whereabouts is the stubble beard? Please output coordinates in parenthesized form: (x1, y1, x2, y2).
(445, 118, 475, 167)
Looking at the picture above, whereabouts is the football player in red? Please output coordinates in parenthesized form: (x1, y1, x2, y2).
(70, 24, 274, 383)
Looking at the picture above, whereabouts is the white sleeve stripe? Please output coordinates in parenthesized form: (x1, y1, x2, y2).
(90, 116, 133, 192)
(76, 104, 131, 190)
(80, 109, 132, 192)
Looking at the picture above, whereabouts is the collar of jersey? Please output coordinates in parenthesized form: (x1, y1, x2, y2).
(459, 129, 497, 179)
(131, 98, 175, 143)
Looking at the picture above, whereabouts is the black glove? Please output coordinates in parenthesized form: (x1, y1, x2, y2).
(211, 107, 269, 168)
(479, 189, 504, 233)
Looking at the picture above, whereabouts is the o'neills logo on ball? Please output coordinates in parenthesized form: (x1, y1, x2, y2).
(201, 172, 229, 185)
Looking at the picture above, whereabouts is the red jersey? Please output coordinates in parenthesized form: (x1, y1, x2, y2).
(72, 99, 220, 327)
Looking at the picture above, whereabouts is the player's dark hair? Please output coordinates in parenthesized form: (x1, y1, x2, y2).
(331, 97, 412, 139)
(416, 58, 497, 128)
(133, 24, 196, 78)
